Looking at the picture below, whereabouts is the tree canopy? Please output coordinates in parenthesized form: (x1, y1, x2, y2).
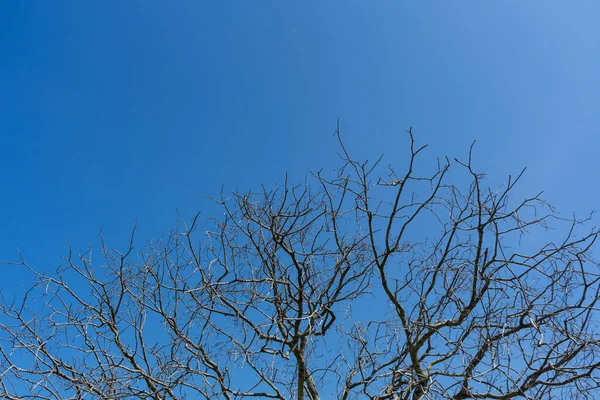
(2, 130, 599, 399)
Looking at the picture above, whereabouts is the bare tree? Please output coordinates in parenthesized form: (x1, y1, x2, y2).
(1, 128, 599, 399)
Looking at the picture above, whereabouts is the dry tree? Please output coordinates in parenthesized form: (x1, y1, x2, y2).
(1, 127, 599, 399)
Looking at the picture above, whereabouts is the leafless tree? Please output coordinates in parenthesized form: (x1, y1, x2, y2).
(1, 127, 599, 399)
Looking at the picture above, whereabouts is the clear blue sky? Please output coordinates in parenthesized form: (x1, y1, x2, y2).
(1, 1, 599, 278)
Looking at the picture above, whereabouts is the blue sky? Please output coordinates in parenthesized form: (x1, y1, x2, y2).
(1, 1, 599, 278)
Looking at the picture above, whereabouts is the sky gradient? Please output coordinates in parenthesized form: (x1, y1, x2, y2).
(1, 2, 599, 281)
